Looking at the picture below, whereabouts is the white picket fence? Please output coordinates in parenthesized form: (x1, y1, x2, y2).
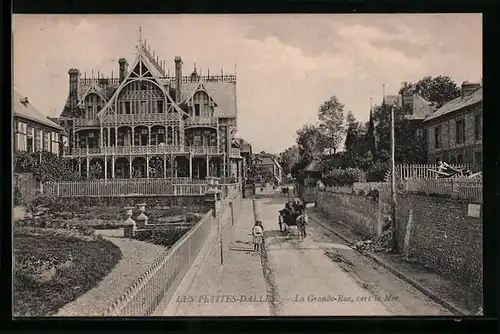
(395, 164, 481, 181)
(41, 178, 241, 197)
(404, 178, 482, 202)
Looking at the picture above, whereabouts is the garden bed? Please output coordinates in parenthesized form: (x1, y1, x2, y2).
(13, 226, 122, 316)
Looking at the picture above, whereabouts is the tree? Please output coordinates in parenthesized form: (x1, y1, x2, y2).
(398, 76, 461, 108)
(279, 145, 300, 176)
(371, 103, 425, 164)
(296, 124, 325, 160)
(317, 95, 345, 154)
(14, 151, 79, 182)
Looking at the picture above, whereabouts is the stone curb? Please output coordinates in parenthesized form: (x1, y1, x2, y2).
(308, 213, 468, 316)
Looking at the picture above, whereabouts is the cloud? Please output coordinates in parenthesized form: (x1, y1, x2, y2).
(13, 14, 482, 154)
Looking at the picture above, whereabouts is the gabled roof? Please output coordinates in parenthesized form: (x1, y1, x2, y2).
(424, 87, 482, 122)
(97, 50, 186, 118)
(13, 90, 63, 130)
(304, 160, 323, 173)
(384, 93, 435, 120)
(77, 81, 108, 107)
(235, 137, 252, 154)
(181, 81, 237, 118)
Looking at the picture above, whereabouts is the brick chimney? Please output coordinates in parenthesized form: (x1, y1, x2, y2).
(118, 58, 128, 83)
(174, 56, 183, 103)
(461, 82, 481, 97)
(68, 68, 80, 110)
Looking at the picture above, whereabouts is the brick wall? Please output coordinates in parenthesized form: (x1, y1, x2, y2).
(317, 190, 483, 293)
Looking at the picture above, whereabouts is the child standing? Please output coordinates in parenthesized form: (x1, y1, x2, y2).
(252, 221, 264, 253)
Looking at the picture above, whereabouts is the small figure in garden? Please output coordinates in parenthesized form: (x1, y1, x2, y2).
(252, 220, 264, 253)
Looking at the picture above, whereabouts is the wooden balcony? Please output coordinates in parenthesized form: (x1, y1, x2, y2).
(64, 145, 222, 157)
(184, 116, 218, 129)
(100, 113, 182, 125)
(73, 118, 101, 127)
(229, 148, 242, 158)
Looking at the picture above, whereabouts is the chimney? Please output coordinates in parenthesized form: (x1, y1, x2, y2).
(118, 58, 128, 83)
(68, 68, 80, 110)
(461, 81, 481, 97)
(174, 56, 183, 103)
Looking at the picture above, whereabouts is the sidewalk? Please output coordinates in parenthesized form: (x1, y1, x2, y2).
(167, 199, 271, 316)
(308, 209, 482, 315)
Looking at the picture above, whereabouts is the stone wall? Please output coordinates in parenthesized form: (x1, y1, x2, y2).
(316, 190, 483, 292)
(316, 191, 379, 239)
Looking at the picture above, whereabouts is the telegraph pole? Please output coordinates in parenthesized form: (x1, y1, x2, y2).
(390, 105, 398, 252)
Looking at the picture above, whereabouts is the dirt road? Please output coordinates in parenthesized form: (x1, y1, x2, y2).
(258, 195, 451, 316)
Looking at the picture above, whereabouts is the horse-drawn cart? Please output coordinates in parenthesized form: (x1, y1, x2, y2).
(278, 204, 307, 241)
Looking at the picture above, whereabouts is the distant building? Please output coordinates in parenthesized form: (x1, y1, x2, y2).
(423, 82, 482, 167)
(383, 92, 436, 163)
(234, 138, 252, 179)
(252, 154, 283, 184)
(13, 90, 66, 156)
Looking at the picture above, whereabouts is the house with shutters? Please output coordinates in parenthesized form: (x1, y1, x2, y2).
(55, 37, 243, 179)
(13, 90, 66, 156)
(423, 82, 482, 167)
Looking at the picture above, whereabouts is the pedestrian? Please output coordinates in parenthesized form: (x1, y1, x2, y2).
(252, 220, 264, 253)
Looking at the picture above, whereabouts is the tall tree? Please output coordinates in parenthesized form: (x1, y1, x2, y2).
(317, 95, 345, 154)
(296, 124, 325, 160)
(279, 145, 300, 176)
(398, 75, 461, 108)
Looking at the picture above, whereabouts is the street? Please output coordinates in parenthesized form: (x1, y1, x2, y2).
(256, 192, 451, 316)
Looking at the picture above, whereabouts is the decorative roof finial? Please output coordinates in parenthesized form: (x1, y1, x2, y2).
(139, 26, 142, 43)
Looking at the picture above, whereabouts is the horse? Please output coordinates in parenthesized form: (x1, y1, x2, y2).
(295, 213, 307, 241)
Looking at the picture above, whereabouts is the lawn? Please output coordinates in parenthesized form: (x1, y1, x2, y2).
(13, 226, 122, 317)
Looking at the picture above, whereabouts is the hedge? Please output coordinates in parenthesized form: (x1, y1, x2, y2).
(322, 168, 366, 186)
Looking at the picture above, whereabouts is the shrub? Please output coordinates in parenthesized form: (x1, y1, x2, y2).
(133, 227, 190, 247)
(322, 168, 366, 186)
(367, 162, 390, 182)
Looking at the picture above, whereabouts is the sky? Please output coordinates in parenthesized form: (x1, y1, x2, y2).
(13, 14, 482, 154)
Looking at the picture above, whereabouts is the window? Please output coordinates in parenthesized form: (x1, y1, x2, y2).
(194, 104, 200, 117)
(43, 132, 49, 151)
(475, 114, 482, 140)
(456, 153, 464, 164)
(434, 125, 441, 148)
(125, 101, 131, 114)
(141, 101, 147, 114)
(157, 100, 164, 113)
(416, 129, 424, 140)
(455, 119, 465, 144)
(35, 129, 42, 151)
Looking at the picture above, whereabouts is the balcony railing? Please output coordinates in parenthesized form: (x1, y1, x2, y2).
(65, 145, 221, 156)
(184, 116, 218, 128)
(229, 148, 241, 158)
(73, 118, 101, 127)
(162, 74, 236, 83)
(100, 113, 182, 124)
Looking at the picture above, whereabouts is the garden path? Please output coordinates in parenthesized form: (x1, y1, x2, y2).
(55, 229, 166, 316)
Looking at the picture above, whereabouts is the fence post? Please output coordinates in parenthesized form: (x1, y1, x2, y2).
(40, 182, 44, 194)
(57, 183, 60, 196)
(230, 201, 235, 226)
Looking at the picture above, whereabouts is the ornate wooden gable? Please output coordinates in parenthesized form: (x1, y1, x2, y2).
(184, 80, 217, 109)
(77, 81, 108, 109)
(97, 49, 186, 119)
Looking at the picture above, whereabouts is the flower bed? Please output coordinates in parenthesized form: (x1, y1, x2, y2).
(13, 226, 122, 316)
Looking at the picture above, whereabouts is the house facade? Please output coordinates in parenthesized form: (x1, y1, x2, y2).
(13, 90, 66, 156)
(56, 39, 243, 179)
(252, 154, 283, 184)
(423, 82, 482, 167)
